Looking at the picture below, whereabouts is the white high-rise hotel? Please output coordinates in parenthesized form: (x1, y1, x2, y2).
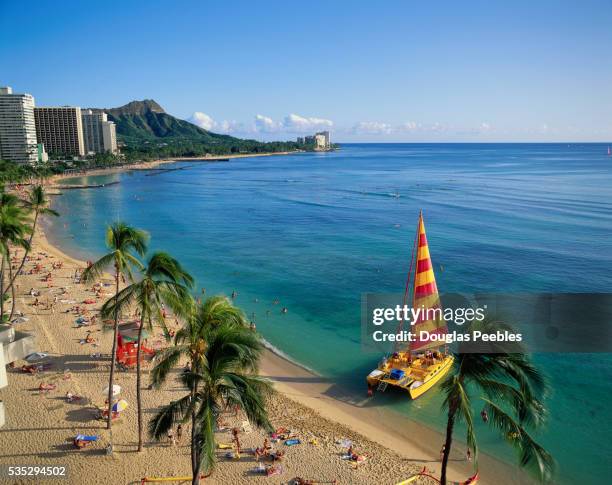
(0, 87, 38, 164)
(82, 109, 118, 155)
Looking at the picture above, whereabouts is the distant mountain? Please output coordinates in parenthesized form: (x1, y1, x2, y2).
(106, 99, 165, 117)
(90, 100, 300, 156)
(95, 99, 235, 144)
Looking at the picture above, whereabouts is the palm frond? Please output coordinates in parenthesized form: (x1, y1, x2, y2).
(150, 345, 187, 388)
(482, 399, 554, 482)
(220, 373, 274, 432)
(82, 252, 116, 283)
(195, 395, 218, 475)
(148, 394, 194, 441)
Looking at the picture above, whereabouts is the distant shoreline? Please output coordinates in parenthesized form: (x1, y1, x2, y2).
(46, 150, 301, 185)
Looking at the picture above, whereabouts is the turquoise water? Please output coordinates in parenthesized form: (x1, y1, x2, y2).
(47, 144, 612, 484)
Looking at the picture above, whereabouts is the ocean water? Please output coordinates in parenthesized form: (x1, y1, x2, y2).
(46, 144, 612, 484)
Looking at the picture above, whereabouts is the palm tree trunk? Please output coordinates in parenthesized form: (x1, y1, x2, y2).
(106, 268, 120, 431)
(0, 255, 5, 322)
(440, 403, 457, 485)
(136, 312, 146, 452)
(7, 211, 38, 297)
(191, 381, 200, 485)
(8, 261, 16, 321)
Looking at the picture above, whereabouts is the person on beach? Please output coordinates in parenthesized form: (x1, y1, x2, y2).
(167, 429, 175, 446)
(176, 424, 182, 443)
(440, 444, 446, 460)
(232, 428, 241, 453)
(466, 448, 472, 462)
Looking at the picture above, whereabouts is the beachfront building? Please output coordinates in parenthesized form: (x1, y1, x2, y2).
(34, 106, 86, 158)
(0, 87, 39, 164)
(316, 130, 331, 148)
(82, 109, 118, 154)
(314, 133, 327, 150)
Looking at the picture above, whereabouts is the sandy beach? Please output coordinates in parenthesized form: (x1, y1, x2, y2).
(0, 179, 526, 485)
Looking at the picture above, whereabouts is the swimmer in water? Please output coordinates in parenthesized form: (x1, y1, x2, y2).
(281, 307, 288, 314)
(231, 290, 237, 299)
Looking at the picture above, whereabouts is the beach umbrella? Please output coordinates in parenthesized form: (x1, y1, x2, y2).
(103, 384, 121, 396)
(112, 399, 128, 413)
(25, 352, 48, 362)
(119, 328, 150, 342)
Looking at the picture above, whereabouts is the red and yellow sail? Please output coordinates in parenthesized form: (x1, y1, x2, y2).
(410, 212, 447, 351)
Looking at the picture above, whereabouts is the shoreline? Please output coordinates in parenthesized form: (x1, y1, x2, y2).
(38, 201, 527, 485)
(45, 151, 302, 185)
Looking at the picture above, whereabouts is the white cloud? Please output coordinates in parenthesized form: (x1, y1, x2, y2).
(254, 114, 278, 133)
(399, 121, 419, 131)
(352, 121, 394, 135)
(188, 112, 244, 134)
(189, 112, 216, 131)
(282, 113, 333, 132)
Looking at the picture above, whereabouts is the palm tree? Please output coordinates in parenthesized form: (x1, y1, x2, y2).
(149, 296, 273, 485)
(82, 222, 148, 430)
(102, 252, 193, 452)
(0, 191, 31, 322)
(439, 317, 554, 485)
(7, 185, 59, 319)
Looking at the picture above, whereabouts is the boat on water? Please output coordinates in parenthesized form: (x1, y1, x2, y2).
(367, 211, 454, 399)
(396, 467, 479, 485)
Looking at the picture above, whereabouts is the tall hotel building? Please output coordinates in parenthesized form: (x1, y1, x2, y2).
(34, 106, 85, 157)
(0, 87, 39, 164)
(81, 109, 118, 154)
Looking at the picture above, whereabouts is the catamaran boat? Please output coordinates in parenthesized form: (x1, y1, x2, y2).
(367, 211, 454, 399)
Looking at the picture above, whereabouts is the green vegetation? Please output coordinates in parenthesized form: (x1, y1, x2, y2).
(0, 159, 62, 183)
(439, 317, 554, 485)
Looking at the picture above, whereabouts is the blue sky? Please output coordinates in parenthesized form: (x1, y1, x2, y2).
(1, 0, 611, 142)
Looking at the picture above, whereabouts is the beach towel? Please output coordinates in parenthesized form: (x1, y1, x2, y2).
(266, 465, 283, 477)
(284, 439, 301, 446)
(75, 434, 98, 442)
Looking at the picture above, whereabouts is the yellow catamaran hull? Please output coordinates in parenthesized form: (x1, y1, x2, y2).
(367, 352, 454, 399)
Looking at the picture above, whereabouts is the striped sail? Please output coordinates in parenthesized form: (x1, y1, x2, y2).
(410, 212, 447, 351)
